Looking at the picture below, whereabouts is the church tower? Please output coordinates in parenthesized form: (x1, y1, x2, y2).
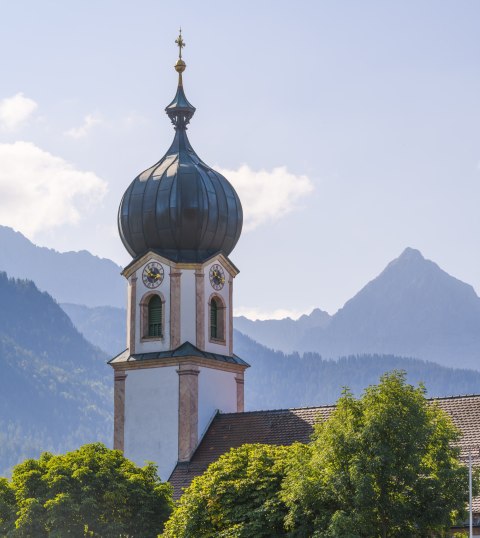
(110, 32, 248, 481)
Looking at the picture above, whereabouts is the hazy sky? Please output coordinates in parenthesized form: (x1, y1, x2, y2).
(0, 1, 479, 318)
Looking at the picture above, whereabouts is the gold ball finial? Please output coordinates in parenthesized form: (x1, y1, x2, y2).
(175, 58, 186, 74)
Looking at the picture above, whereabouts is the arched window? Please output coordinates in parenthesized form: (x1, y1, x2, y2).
(148, 295, 163, 338)
(210, 296, 225, 342)
(210, 298, 219, 339)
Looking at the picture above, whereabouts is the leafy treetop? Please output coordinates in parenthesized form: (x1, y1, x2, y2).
(0, 442, 172, 537)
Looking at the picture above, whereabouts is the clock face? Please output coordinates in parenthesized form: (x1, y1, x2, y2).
(209, 264, 225, 291)
(142, 262, 164, 289)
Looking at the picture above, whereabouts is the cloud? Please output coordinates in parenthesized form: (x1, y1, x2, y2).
(0, 93, 38, 130)
(0, 141, 107, 238)
(217, 165, 314, 231)
(65, 113, 103, 138)
(234, 306, 314, 321)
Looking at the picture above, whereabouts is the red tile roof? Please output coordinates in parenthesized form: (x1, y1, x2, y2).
(169, 394, 480, 504)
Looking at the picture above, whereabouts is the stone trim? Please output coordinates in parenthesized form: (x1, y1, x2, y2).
(177, 363, 200, 462)
(127, 276, 137, 353)
(195, 270, 205, 350)
(170, 270, 181, 348)
(122, 251, 239, 280)
(113, 370, 127, 451)
(202, 253, 239, 278)
(139, 291, 166, 342)
(122, 252, 177, 279)
(208, 292, 226, 345)
(235, 372, 245, 412)
(110, 355, 247, 375)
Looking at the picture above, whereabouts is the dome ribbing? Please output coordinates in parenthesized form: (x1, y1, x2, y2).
(118, 32, 243, 263)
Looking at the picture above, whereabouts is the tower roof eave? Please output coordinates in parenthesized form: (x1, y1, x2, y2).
(121, 249, 240, 280)
(108, 341, 249, 369)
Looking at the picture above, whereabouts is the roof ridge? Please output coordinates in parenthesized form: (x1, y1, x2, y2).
(218, 394, 480, 417)
(429, 393, 480, 401)
(219, 404, 337, 417)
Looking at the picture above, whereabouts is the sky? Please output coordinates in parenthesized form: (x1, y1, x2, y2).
(0, 1, 479, 319)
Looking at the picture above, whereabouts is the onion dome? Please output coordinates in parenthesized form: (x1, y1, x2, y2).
(118, 31, 243, 263)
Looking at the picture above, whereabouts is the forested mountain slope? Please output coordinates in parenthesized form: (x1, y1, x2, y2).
(61, 303, 126, 359)
(235, 331, 480, 410)
(0, 273, 112, 475)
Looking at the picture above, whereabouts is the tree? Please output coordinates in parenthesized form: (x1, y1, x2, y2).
(0, 443, 172, 537)
(282, 371, 472, 538)
(163, 444, 293, 538)
(0, 477, 16, 535)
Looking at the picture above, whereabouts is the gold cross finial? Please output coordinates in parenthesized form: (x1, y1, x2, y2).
(175, 28, 185, 60)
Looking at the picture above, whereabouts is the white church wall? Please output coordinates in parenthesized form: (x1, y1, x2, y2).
(134, 261, 171, 353)
(198, 366, 237, 437)
(180, 269, 196, 344)
(124, 366, 178, 481)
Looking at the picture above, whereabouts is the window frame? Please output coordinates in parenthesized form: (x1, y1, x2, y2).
(140, 292, 165, 342)
(209, 293, 226, 344)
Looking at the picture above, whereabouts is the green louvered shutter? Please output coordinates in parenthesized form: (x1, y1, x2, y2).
(148, 295, 163, 337)
(210, 299, 218, 339)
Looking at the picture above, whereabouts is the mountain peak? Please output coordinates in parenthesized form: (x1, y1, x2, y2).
(398, 247, 425, 261)
(385, 247, 432, 275)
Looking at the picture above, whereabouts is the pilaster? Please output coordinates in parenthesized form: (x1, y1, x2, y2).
(177, 363, 200, 461)
(235, 371, 244, 412)
(228, 277, 233, 356)
(195, 270, 205, 350)
(128, 276, 137, 353)
(170, 270, 181, 348)
(113, 370, 127, 451)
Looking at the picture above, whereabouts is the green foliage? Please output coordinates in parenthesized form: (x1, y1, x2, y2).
(0, 477, 16, 535)
(163, 444, 292, 538)
(163, 372, 471, 537)
(0, 443, 173, 537)
(282, 371, 471, 537)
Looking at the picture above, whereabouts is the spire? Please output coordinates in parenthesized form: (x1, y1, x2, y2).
(166, 29, 196, 130)
(174, 28, 186, 86)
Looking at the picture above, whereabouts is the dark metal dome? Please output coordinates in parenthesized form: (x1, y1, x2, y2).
(118, 37, 243, 263)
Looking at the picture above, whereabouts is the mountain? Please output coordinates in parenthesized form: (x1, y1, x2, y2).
(0, 272, 112, 475)
(235, 330, 480, 410)
(53, 299, 480, 412)
(61, 303, 126, 359)
(236, 248, 480, 371)
(0, 226, 124, 308)
(3, 268, 480, 476)
(234, 308, 331, 353)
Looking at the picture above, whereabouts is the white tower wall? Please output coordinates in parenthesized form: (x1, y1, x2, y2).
(198, 367, 238, 436)
(124, 366, 179, 481)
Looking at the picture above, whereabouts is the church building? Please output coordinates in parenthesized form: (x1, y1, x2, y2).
(109, 33, 480, 531)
